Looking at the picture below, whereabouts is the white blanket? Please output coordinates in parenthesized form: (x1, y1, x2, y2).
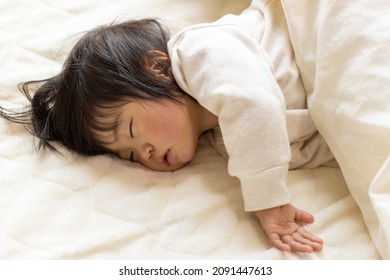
(0, 0, 382, 259)
(281, 0, 390, 259)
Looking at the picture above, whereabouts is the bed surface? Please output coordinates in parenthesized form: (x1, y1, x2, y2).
(0, 0, 385, 259)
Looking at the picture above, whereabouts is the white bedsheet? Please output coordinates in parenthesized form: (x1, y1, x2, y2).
(0, 0, 382, 259)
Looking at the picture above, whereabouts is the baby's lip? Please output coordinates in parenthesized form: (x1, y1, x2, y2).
(164, 149, 174, 165)
(158, 150, 171, 165)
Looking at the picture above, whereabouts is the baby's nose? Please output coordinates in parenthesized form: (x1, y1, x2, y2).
(139, 143, 153, 160)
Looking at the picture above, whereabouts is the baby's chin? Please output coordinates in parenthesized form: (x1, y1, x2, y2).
(147, 161, 189, 172)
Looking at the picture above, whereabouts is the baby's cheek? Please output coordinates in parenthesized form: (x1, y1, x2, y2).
(152, 124, 177, 143)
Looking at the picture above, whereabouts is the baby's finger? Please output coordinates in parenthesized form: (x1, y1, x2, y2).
(281, 235, 313, 253)
(298, 227, 324, 245)
(292, 231, 323, 252)
(294, 208, 315, 224)
(268, 233, 291, 252)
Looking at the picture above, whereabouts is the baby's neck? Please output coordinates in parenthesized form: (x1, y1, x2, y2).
(184, 95, 218, 135)
(198, 105, 218, 133)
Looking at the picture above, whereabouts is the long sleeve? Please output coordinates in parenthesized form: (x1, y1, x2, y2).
(168, 22, 291, 211)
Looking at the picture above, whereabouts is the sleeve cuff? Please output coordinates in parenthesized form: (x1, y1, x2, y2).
(239, 164, 291, 211)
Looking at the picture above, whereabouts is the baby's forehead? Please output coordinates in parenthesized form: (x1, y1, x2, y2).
(92, 100, 130, 124)
(90, 98, 138, 140)
(90, 105, 123, 145)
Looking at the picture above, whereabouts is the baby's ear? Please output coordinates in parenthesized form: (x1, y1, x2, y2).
(144, 50, 173, 80)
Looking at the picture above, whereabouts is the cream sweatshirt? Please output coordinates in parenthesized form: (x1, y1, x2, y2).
(168, 0, 334, 211)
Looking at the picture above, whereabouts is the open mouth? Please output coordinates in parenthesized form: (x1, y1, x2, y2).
(163, 153, 169, 164)
(163, 149, 173, 165)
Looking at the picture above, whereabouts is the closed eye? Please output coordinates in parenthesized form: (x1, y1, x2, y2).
(129, 117, 134, 138)
(129, 117, 134, 162)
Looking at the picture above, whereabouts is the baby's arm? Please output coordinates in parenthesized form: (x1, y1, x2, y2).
(255, 204, 323, 253)
(169, 23, 322, 253)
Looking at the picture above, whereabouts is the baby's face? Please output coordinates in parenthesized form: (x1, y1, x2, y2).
(96, 97, 200, 171)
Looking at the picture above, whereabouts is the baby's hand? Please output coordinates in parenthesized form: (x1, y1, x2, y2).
(255, 204, 323, 253)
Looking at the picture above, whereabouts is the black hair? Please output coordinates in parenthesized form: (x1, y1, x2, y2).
(0, 19, 183, 156)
